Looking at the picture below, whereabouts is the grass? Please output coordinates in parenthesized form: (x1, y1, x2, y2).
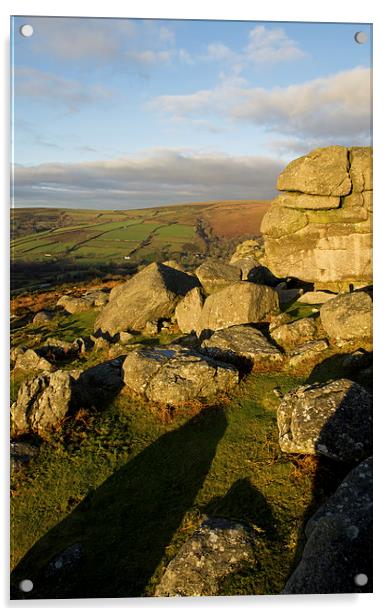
(10, 365, 347, 599)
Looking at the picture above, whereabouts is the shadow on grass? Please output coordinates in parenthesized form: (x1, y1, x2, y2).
(11, 405, 227, 600)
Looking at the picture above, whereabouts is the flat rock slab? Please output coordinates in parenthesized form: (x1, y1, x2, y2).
(297, 291, 337, 305)
(277, 379, 372, 463)
(286, 339, 329, 371)
(198, 282, 279, 336)
(283, 457, 372, 594)
(122, 345, 239, 404)
(154, 517, 258, 597)
(320, 291, 372, 346)
(201, 325, 283, 371)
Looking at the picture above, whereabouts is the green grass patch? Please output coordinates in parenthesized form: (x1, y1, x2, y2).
(10, 369, 344, 599)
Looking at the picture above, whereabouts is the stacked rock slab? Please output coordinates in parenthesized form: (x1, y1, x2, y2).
(261, 146, 372, 291)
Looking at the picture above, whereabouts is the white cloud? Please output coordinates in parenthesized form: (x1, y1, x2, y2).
(150, 67, 372, 145)
(159, 26, 175, 43)
(126, 49, 173, 65)
(15, 67, 113, 112)
(244, 25, 305, 64)
(13, 149, 283, 209)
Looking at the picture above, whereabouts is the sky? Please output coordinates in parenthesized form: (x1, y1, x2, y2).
(11, 16, 372, 209)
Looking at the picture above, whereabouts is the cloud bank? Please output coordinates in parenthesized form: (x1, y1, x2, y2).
(13, 150, 284, 209)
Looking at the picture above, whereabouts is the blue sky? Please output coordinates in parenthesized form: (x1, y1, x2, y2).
(11, 16, 372, 208)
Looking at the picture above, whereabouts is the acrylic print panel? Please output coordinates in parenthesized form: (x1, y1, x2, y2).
(10, 16, 372, 599)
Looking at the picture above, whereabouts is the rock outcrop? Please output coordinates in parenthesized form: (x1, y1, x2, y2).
(261, 146, 372, 290)
(154, 517, 258, 596)
(95, 262, 199, 336)
(122, 346, 239, 404)
(175, 287, 204, 334)
(201, 325, 283, 371)
(197, 282, 279, 336)
(277, 379, 372, 463)
(283, 457, 372, 594)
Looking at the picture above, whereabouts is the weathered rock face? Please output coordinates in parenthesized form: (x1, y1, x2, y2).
(201, 325, 283, 371)
(277, 379, 372, 463)
(270, 317, 318, 351)
(283, 457, 372, 594)
(175, 287, 204, 334)
(286, 339, 329, 372)
(261, 146, 372, 288)
(195, 259, 241, 295)
(154, 517, 258, 597)
(320, 291, 372, 347)
(229, 240, 266, 281)
(297, 291, 337, 305)
(197, 282, 279, 336)
(13, 349, 54, 373)
(11, 370, 81, 438)
(95, 262, 199, 336)
(122, 346, 239, 404)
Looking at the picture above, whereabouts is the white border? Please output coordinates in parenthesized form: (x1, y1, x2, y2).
(1, 1, 388, 615)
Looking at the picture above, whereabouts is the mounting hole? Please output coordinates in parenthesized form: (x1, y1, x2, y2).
(20, 24, 34, 38)
(19, 579, 33, 592)
(354, 573, 368, 587)
(354, 31, 368, 44)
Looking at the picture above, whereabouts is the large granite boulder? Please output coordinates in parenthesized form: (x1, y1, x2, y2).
(201, 325, 283, 371)
(11, 370, 81, 438)
(277, 379, 372, 463)
(283, 457, 372, 594)
(95, 263, 199, 336)
(320, 291, 372, 347)
(195, 259, 241, 295)
(175, 287, 204, 334)
(154, 517, 258, 597)
(286, 339, 329, 372)
(122, 346, 239, 404)
(197, 282, 279, 336)
(261, 146, 372, 289)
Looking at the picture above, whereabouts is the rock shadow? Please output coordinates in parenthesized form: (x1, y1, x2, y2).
(11, 406, 227, 600)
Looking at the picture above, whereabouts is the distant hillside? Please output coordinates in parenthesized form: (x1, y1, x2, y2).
(10, 200, 270, 293)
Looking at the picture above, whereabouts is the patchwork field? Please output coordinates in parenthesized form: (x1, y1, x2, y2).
(11, 201, 270, 292)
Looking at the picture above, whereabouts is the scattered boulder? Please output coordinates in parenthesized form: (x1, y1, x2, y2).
(297, 291, 337, 305)
(283, 457, 372, 594)
(261, 146, 372, 288)
(195, 259, 241, 295)
(201, 325, 284, 371)
(277, 379, 372, 463)
(33, 311, 54, 326)
(154, 517, 258, 597)
(95, 262, 199, 336)
(175, 287, 204, 334)
(320, 291, 372, 347)
(286, 339, 329, 372)
(13, 349, 54, 373)
(11, 369, 81, 438)
(271, 317, 318, 351)
(118, 331, 135, 344)
(57, 295, 94, 314)
(197, 282, 279, 336)
(143, 321, 159, 336)
(122, 346, 239, 404)
(83, 290, 109, 307)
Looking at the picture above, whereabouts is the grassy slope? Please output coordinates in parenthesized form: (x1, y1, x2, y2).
(10, 312, 351, 599)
